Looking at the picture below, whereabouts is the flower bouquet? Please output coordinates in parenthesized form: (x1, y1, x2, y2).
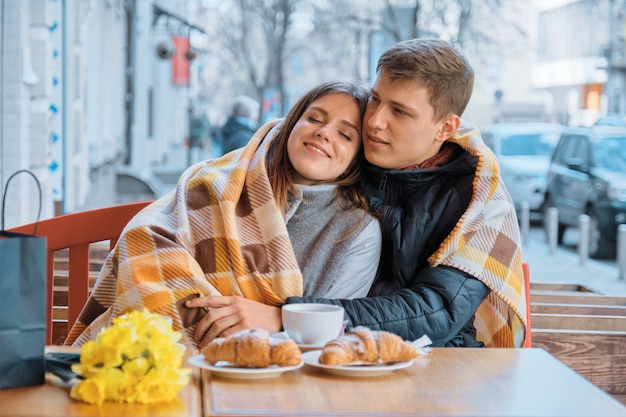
(70, 309, 191, 405)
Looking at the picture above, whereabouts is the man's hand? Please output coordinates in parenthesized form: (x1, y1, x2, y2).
(185, 295, 282, 347)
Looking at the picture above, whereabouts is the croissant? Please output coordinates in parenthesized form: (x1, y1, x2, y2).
(318, 326, 418, 366)
(201, 329, 302, 368)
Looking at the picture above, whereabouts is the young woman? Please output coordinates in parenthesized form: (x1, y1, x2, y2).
(65, 81, 382, 348)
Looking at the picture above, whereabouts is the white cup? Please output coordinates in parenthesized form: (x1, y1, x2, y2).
(281, 303, 345, 346)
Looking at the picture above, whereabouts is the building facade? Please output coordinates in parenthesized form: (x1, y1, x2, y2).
(0, 0, 203, 228)
(533, 0, 626, 126)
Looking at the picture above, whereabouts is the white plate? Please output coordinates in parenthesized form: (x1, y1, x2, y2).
(301, 350, 413, 377)
(271, 331, 325, 352)
(187, 354, 303, 379)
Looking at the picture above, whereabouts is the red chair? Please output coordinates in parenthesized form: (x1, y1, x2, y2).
(522, 260, 532, 348)
(8, 201, 151, 344)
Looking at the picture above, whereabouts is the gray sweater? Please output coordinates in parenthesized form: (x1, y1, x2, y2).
(286, 184, 381, 299)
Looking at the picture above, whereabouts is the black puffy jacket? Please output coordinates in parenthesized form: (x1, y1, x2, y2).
(220, 117, 257, 155)
(285, 143, 490, 347)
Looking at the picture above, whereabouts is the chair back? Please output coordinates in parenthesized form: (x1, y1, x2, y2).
(7, 201, 151, 344)
(522, 260, 532, 348)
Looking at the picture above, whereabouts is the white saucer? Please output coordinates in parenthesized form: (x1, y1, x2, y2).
(188, 354, 303, 379)
(301, 350, 413, 377)
(271, 331, 325, 351)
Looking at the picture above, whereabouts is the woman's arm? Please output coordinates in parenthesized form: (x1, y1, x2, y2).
(184, 219, 382, 346)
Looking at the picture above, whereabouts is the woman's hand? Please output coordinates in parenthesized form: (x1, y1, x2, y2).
(185, 295, 283, 347)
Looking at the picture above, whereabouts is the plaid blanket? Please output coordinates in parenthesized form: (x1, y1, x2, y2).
(431, 123, 528, 348)
(65, 121, 303, 346)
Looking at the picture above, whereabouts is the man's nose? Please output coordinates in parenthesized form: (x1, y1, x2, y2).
(366, 106, 386, 130)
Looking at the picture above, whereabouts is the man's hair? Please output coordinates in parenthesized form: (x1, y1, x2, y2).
(266, 81, 370, 213)
(377, 38, 474, 122)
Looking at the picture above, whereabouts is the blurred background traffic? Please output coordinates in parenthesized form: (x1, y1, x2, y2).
(1, 0, 626, 259)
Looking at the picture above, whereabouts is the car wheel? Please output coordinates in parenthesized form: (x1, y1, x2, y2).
(542, 196, 565, 244)
(586, 209, 615, 259)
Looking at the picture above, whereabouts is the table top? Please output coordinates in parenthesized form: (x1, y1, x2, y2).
(1, 347, 625, 417)
(201, 347, 626, 417)
(0, 346, 202, 417)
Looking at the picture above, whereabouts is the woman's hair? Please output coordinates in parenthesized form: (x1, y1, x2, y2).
(266, 81, 370, 213)
(377, 38, 474, 123)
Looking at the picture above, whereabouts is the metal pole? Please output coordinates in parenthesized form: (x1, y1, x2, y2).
(547, 207, 558, 255)
(607, 0, 616, 112)
(62, 0, 73, 214)
(618, 224, 626, 280)
(520, 201, 530, 246)
(187, 104, 193, 168)
(0, 0, 4, 191)
(578, 214, 590, 266)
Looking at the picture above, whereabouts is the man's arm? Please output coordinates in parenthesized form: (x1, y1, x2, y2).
(285, 265, 489, 346)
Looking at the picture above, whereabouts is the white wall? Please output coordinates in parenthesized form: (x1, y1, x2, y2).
(1, 0, 129, 227)
(0, 0, 55, 228)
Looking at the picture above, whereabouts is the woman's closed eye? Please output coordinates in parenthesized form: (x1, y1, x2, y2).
(338, 129, 353, 141)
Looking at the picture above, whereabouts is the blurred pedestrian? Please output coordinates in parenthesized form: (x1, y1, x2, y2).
(189, 110, 211, 149)
(218, 95, 260, 155)
(189, 108, 211, 163)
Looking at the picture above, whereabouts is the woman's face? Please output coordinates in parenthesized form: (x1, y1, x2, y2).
(287, 93, 362, 185)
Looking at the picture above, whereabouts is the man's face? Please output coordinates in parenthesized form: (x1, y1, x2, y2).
(363, 70, 454, 170)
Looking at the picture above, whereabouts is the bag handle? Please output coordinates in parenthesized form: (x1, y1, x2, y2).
(1, 169, 42, 234)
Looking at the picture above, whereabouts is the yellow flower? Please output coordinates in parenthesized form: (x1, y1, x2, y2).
(70, 375, 106, 405)
(70, 308, 190, 404)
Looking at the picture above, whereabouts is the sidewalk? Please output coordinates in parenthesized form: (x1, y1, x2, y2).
(522, 235, 626, 296)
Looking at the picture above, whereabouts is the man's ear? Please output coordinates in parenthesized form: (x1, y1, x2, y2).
(436, 114, 461, 142)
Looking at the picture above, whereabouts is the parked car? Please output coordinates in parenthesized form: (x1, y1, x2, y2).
(482, 123, 564, 215)
(543, 125, 626, 258)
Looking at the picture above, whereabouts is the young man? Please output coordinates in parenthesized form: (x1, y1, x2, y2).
(299, 38, 526, 348)
(186, 39, 528, 348)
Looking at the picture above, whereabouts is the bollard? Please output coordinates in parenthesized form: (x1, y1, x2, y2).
(578, 214, 589, 266)
(618, 224, 626, 281)
(547, 207, 558, 255)
(520, 201, 530, 246)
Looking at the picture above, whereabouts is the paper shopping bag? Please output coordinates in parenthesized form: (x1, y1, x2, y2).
(0, 170, 46, 389)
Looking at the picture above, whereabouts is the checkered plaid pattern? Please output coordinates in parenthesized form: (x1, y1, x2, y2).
(65, 121, 303, 346)
(430, 123, 528, 348)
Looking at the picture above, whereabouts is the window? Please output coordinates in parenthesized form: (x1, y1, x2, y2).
(500, 133, 558, 156)
(593, 138, 626, 171)
(554, 136, 578, 164)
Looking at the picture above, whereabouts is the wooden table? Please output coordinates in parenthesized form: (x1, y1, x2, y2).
(201, 347, 626, 417)
(2, 347, 625, 417)
(0, 347, 202, 417)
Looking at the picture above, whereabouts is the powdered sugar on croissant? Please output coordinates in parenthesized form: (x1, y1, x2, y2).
(319, 326, 418, 366)
(201, 329, 302, 368)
